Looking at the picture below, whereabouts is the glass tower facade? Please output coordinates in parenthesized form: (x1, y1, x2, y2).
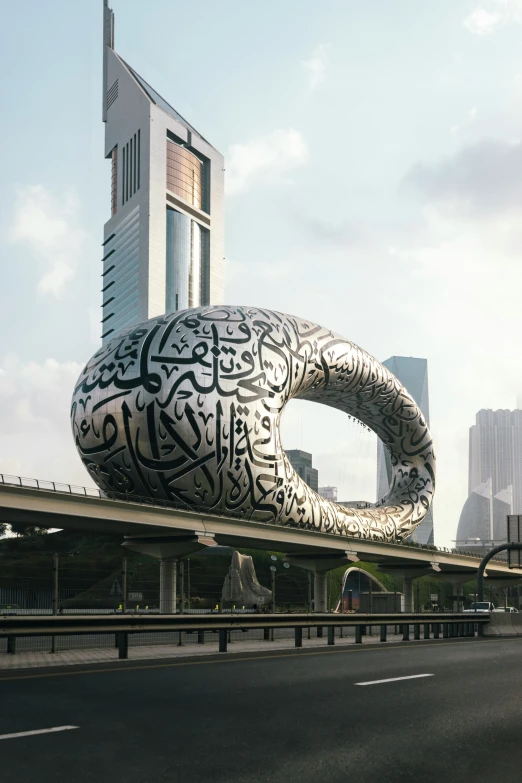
(458, 408, 522, 549)
(376, 356, 434, 545)
(166, 208, 206, 313)
(101, 1, 224, 343)
(285, 450, 319, 493)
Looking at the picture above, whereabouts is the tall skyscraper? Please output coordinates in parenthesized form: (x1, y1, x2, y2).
(456, 479, 512, 552)
(457, 408, 522, 549)
(376, 356, 434, 544)
(286, 450, 319, 493)
(468, 409, 522, 507)
(101, 1, 224, 343)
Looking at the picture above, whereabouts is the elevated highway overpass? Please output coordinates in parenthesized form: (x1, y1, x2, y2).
(1, 474, 521, 612)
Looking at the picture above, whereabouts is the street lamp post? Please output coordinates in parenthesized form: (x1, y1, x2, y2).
(477, 543, 522, 602)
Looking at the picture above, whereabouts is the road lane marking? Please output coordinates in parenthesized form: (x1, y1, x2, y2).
(355, 673, 434, 686)
(0, 638, 504, 683)
(0, 725, 79, 741)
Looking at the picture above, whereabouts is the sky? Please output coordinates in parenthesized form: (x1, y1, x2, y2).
(1, 0, 522, 547)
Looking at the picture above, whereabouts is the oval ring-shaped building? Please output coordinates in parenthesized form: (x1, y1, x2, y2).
(71, 306, 435, 542)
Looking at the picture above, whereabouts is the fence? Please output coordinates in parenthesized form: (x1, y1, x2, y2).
(0, 549, 316, 654)
(0, 612, 489, 660)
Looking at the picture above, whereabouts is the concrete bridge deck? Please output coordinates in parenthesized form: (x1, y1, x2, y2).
(1, 477, 520, 593)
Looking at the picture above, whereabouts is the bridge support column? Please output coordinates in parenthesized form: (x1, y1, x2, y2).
(160, 558, 177, 614)
(284, 551, 359, 613)
(314, 572, 328, 613)
(452, 583, 464, 613)
(403, 578, 414, 613)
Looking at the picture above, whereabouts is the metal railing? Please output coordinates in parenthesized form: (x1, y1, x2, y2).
(0, 473, 508, 562)
(0, 611, 489, 658)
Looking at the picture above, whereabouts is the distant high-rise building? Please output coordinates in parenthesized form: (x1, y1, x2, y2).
(319, 486, 337, 502)
(286, 450, 319, 493)
(468, 409, 522, 509)
(456, 479, 512, 554)
(376, 356, 434, 545)
(457, 408, 522, 549)
(101, 1, 224, 343)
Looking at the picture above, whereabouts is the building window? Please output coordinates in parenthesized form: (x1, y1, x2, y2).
(121, 131, 141, 206)
(133, 133, 137, 194)
(125, 142, 129, 201)
(166, 207, 208, 313)
(166, 138, 208, 213)
(122, 145, 126, 206)
(137, 129, 141, 190)
(110, 147, 117, 216)
(106, 79, 118, 111)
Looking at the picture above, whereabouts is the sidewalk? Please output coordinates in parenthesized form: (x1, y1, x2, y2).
(0, 629, 409, 671)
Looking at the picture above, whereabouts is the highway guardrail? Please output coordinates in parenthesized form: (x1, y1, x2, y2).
(0, 612, 489, 658)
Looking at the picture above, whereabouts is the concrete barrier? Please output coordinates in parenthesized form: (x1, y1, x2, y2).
(512, 614, 522, 637)
(482, 612, 518, 637)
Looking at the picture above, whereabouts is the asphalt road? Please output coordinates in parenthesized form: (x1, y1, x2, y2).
(1, 637, 521, 783)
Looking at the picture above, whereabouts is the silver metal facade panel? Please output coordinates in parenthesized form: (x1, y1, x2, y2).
(72, 307, 435, 543)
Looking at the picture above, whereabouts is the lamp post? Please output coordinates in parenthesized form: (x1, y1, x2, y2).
(477, 543, 522, 602)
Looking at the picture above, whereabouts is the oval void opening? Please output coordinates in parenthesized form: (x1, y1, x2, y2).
(280, 399, 377, 504)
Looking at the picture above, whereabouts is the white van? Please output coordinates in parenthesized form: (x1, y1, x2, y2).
(463, 601, 495, 613)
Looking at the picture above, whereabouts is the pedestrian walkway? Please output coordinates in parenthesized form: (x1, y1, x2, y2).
(0, 629, 408, 670)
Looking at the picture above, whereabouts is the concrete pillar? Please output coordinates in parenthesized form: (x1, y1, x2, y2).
(453, 583, 464, 613)
(160, 558, 177, 613)
(403, 577, 414, 613)
(314, 572, 328, 612)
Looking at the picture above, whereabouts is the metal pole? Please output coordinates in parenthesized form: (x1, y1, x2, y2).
(477, 543, 522, 602)
(122, 557, 127, 613)
(187, 559, 191, 612)
(368, 576, 372, 635)
(179, 560, 185, 615)
(308, 571, 312, 638)
(271, 570, 276, 641)
(51, 553, 59, 654)
(52, 553, 59, 616)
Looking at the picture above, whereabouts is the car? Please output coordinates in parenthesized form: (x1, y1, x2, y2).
(463, 601, 495, 613)
(493, 606, 519, 613)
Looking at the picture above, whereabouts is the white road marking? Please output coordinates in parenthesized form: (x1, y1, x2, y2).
(355, 674, 434, 686)
(0, 725, 79, 741)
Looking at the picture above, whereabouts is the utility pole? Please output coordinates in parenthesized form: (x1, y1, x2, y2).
(187, 559, 191, 612)
(52, 553, 59, 617)
(179, 560, 185, 615)
(51, 553, 59, 654)
(121, 557, 127, 613)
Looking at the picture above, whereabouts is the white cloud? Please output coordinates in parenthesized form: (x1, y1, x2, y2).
(464, 8, 503, 34)
(0, 355, 93, 487)
(464, 1, 522, 35)
(450, 106, 478, 135)
(301, 44, 329, 90)
(226, 129, 309, 195)
(8, 185, 86, 298)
